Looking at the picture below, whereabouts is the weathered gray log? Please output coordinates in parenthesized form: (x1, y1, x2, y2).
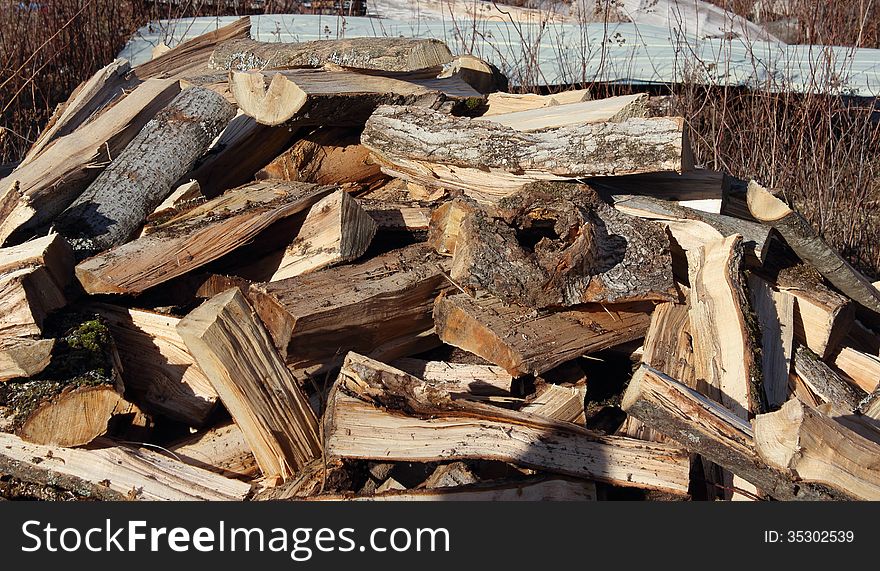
(208, 37, 454, 73)
(55, 87, 236, 258)
(793, 345, 866, 411)
(747, 180, 880, 318)
(451, 182, 677, 308)
(621, 364, 846, 500)
(361, 105, 690, 202)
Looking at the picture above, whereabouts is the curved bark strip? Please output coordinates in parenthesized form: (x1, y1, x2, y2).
(55, 87, 236, 258)
(209, 37, 453, 73)
(747, 180, 880, 318)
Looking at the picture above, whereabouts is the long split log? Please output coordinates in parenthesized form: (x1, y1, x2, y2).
(433, 292, 653, 377)
(75, 181, 333, 295)
(327, 353, 691, 494)
(177, 288, 321, 481)
(0, 79, 181, 244)
(621, 364, 846, 500)
(476, 93, 648, 131)
(793, 345, 866, 411)
(361, 105, 690, 202)
(209, 37, 454, 73)
(55, 87, 236, 258)
(0, 433, 250, 501)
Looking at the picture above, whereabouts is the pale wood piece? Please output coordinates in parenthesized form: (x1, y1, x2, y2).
(312, 477, 598, 501)
(75, 181, 332, 295)
(423, 462, 478, 489)
(17, 385, 146, 447)
(451, 183, 677, 308)
(0, 232, 74, 287)
(520, 381, 586, 424)
(833, 347, 880, 393)
(391, 358, 513, 396)
(433, 292, 653, 377)
(437, 54, 502, 94)
(248, 244, 451, 370)
(328, 353, 690, 494)
(640, 302, 696, 387)
(816, 402, 880, 446)
(754, 398, 880, 500)
(362, 106, 690, 202)
(209, 37, 454, 73)
(268, 190, 377, 281)
(0, 433, 250, 501)
(477, 93, 647, 131)
(793, 345, 866, 411)
(748, 180, 880, 317)
(0, 338, 54, 382)
(777, 284, 853, 360)
(256, 127, 387, 193)
(361, 201, 431, 232)
(687, 234, 763, 418)
(135, 17, 252, 81)
(90, 304, 219, 426)
(0, 79, 181, 243)
(483, 90, 590, 115)
(144, 180, 203, 227)
(621, 364, 845, 500)
(427, 198, 477, 255)
(177, 289, 321, 481)
(56, 87, 237, 257)
(230, 68, 479, 127)
(23, 59, 135, 164)
(169, 422, 259, 480)
(376, 477, 406, 493)
(749, 276, 794, 409)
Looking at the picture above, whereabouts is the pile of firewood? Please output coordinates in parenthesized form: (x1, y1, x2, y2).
(1, 17, 879, 502)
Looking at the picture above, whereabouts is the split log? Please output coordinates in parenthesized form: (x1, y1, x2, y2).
(0, 338, 55, 382)
(256, 127, 387, 193)
(231, 68, 479, 127)
(0, 79, 181, 244)
(433, 292, 653, 377)
(476, 93, 647, 131)
(639, 302, 696, 386)
(426, 197, 477, 255)
(184, 113, 300, 198)
(437, 54, 506, 94)
(483, 90, 591, 115)
(0, 234, 73, 338)
(833, 347, 880, 393)
(55, 87, 237, 258)
(209, 37, 454, 73)
(777, 280, 853, 360)
(248, 244, 451, 370)
(754, 398, 880, 500)
(91, 304, 219, 426)
(793, 345, 866, 411)
(169, 421, 258, 480)
(816, 402, 880, 445)
(144, 180, 204, 226)
(23, 59, 136, 164)
(14, 385, 146, 448)
(621, 364, 845, 500)
(0, 433, 250, 501)
(748, 276, 794, 409)
(423, 462, 478, 489)
(520, 381, 586, 424)
(75, 181, 333, 295)
(313, 477, 598, 501)
(135, 17, 252, 81)
(327, 353, 690, 494)
(361, 201, 431, 232)
(248, 189, 377, 282)
(450, 182, 677, 308)
(177, 289, 322, 481)
(391, 358, 513, 396)
(687, 234, 764, 418)
(362, 106, 691, 202)
(611, 194, 770, 266)
(747, 180, 880, 318)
